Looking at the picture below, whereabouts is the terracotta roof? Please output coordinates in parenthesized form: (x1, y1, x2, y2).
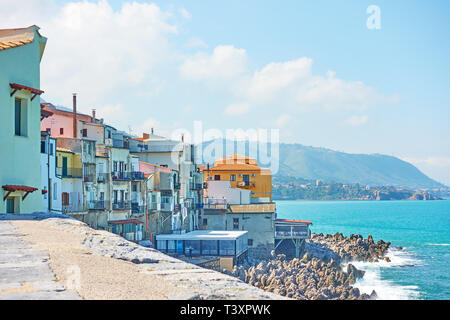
(10, 83, 44, 95)
(56, 147, 73, 153)
(2, 185, 38, 192)
(108, 219, 143, 225)
(204, 163, 271, 172)
(276, 219, 312, 225)
(0, 26, 35, 51)
(139, 161, 173, 174)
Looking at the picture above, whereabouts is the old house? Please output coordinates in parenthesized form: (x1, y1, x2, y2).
(0, 26, 47, 213)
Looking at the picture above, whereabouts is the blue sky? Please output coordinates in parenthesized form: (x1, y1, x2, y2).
(2, 0, 449, 185)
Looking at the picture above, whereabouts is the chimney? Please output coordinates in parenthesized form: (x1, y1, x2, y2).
(72, 93, 77, 138)
(92, 109, 96, 122)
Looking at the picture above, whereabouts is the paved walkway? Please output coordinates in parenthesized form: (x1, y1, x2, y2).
(0, 221, 81, 300)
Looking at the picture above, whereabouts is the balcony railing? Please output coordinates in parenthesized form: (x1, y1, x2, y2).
(57, 167, 82, 178)
(111, 172, 132, 181)
(112, 201, 131, 210)
(88, 200, 109, 210)
(131, 203, 145, 214)
(131, 171, 145, 180)
(160, 203, 173, 211)
(83, 174, 96, 183)
(62, 203, 86, 213)
(148, 203, 158, 210)
(97, 173, 110, 183)
(190, 183, 203, 190)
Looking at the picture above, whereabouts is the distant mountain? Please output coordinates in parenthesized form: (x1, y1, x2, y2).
(197, 140, 445, 189)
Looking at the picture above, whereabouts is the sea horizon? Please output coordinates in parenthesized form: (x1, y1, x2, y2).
(276, 199, 450, 300)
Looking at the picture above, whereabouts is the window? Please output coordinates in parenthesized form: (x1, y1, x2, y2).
(113, 161, 118, 172)
(214, 175, 221, 181)
(62, 193, 69, 206)
(230, 174, 236, 181)
(248, 239, 253, 246)
(233, 218, 239, 230)
(203, 218, 207, 226)
(49, 143, 53, 155)
(14, 98, 27, 136)
(53, 183, 57, 200)
(41, 141, 46, 153)
(6, 198, 15, 213)
(60, 128, 64, 135)
(82, 128, 87, 137)
(132, 184, 137, 192)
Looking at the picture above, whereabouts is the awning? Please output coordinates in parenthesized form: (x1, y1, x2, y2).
(108, 219, 144, 225)
(40, 104, 53, 120)
(10, 83, 44, 101)
(2, 185, 39, 201)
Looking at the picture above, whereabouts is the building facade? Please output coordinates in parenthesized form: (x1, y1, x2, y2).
(0, 26, 47, 213)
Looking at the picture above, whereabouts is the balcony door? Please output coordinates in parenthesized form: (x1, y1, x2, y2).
(243, 174, 249, 186)
(62, 157, 68, 176)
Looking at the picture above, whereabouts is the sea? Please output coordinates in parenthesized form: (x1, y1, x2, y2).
(276, 199, 450, 300)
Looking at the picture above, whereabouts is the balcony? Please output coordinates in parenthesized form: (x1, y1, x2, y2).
(97, 173, 110, 183)
(83, 174, 96, 183)
(148, 203, 159, 210)
(131, 203, 145, 214)
(190, 183, 203, 190)
(57, 167, 82, 178)
(111, 171, 132, 181)
(131, 171, 145, 180)
(112, 201, 131, 210)
(237, 180, 255, 188)
(62, 203, 86, 213)
(160, 203, 173, 211)
(88, 200, 109, 210)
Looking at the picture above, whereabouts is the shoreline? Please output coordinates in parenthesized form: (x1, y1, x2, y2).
(224, 232, 392, 300)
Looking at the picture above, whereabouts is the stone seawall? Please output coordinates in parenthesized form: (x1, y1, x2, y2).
(0, 213, 286, 300)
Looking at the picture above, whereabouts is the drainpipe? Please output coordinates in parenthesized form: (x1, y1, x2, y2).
(72, 93, 77, 138)
(47, 136, 51, 212)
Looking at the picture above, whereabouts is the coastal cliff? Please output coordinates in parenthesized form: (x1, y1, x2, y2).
(224, 233, 391, 300)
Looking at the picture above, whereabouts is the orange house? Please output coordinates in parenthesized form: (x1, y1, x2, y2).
(202, 154, 272, 202)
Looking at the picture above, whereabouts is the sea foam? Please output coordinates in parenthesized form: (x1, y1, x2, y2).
(345, 248, 422, 300)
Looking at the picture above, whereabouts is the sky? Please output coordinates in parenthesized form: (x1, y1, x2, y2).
(1, 0, 449, 185)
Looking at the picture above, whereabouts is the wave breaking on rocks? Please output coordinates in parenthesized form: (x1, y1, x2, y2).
(223, 232, 391, 300)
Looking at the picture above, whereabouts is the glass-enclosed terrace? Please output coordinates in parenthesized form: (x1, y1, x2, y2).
(156, 230, 248, 258)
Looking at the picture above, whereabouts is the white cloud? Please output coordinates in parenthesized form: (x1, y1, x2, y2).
(403, 157, 450, 168)
(224, 102, 251, 116)
(344, 115, 368, 126)
(185, 37, 208, 49)
(181, 46, 391, 115)
(0, 0, 178, 111)
(244, 58, 312, 103)
(180, 8, 192, 19)
(180, 45, 248, 81)
(275, 114, 291, 127)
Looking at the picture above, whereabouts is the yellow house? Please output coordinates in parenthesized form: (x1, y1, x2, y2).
(202, 154, 272, 202)
(56, 148, 82, 178)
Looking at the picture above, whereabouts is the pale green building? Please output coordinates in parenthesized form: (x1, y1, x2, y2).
(0, 26, 47, 213)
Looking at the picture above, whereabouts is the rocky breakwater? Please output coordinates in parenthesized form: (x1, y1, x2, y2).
(224, 233, 391, 300)
(308, 232, 391, 263)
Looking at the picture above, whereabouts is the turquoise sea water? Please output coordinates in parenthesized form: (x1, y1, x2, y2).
(276, 199, 450, 300)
